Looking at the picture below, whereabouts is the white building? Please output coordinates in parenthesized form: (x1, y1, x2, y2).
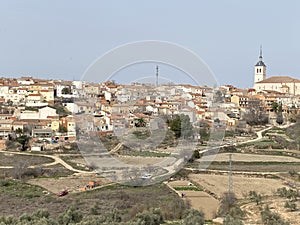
(26, 93, 48, 107)
(56, 84, 79, 98)
(253, 48, 300, 95)
(17, 77, 35, 85)
(254, 76, 300, 95)
(20, 106, 58, 120)
(0, 86, 9, 99)
(39, 106, 58, 119)
(254, 47, 267, 83)
(63, 102, 79, 114)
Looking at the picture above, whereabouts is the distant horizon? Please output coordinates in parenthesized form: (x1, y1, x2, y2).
(3, 72, 300, 89)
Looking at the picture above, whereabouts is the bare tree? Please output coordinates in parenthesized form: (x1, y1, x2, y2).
(12, 160, 29, 179)
(244, 98, 268, 126)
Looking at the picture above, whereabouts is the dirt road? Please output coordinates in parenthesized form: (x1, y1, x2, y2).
(0, 150, 94, 174)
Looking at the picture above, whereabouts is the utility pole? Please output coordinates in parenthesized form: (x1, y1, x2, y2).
(228, 153, 233, 194)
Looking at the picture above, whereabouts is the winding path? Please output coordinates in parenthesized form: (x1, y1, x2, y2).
(241, 126, 273, 144)
(1, 123, 296, 177)
(0, 150, 95, 174)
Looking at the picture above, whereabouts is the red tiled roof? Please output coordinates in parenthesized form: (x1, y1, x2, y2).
(256, 76, 300, 84)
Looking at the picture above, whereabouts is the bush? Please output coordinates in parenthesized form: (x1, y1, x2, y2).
(182, 209, 205, 225)
(261, 205, 290, 225)
(169, 114, 193, 139)
(288, 170, 297, 177)
(249, 191, 262, 205)
(58, 206, 83, 225)
(277, 187, 298, 201)
(223, 214, 244, 225)
(228, 206, 245, 219)
(218, 192, 237, 216)
(0, 180, 13, 187)
(104, 209, 122, 223)
(134, 208, 163, 225)
(173, 186, 202, 191)
(193, 150, 200, 159)
(284, 201, 297, 211)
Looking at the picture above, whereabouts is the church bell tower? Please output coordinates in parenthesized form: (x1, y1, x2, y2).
(254, 46, 266, 83)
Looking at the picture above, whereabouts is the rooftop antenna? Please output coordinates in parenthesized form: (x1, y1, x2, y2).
(228, 153, 233, 194)
(156, 65, 159, 87)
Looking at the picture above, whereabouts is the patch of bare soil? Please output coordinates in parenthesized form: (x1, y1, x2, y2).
(184, 191, 219, 220)
(241, 196, 300, 225)
(0, 180, 187, 222)
(168, 180, 219, 220)
(0, 152, 54, 166)
(189, 174, 287, 199)
(200, 153, 300, 162)
(27, 173, 111, 193)
(116, 156, 164, 165)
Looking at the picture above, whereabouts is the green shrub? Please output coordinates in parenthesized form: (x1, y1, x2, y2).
(261, 205, 290, 225)
(182, 209, 205, 225)
(249, 191, 262, 205)
(58, 206, 83, 225)
(134, 208, 163, 225)
(223, 214, 244, 225)
(218, 192, 237, 216)
(0, 180, 13, 187)
(284, 201, 297, 211)
(173, 186, 202, 191)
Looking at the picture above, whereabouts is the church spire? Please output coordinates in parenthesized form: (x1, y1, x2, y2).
(255, 45, 266, 67)
(254, 45, 266, 83)
(259, 45, 263, 61)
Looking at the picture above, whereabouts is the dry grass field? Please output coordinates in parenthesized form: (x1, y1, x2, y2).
(184, 191, 219, 220)
(117, 156, 166, 165)
(241, 197, 300, 225)
(168, 180, 219, 220)
(0, 179, 188, 222)
(194, 152, 300, 172)
(200, 153, 300, 163)
(0, 152, 54, 166)
(189, 174, 287, 199)
(67, 155, 166, 167)
(27, 173, 111, 193)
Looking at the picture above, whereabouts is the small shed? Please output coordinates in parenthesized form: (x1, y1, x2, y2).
(31, 145, 44, 151)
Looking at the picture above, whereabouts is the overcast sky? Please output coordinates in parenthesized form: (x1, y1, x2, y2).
(0, 0, 300, 88)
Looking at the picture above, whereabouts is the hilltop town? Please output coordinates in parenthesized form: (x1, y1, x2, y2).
(1, 52, 300, 225)
(0, 50, 299, 151)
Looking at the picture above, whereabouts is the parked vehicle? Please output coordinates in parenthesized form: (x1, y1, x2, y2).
(57, 189, 68, 197)
(141, 174, 152, 179)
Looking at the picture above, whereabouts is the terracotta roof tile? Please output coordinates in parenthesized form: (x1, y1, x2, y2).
(256, 76, 300, 84)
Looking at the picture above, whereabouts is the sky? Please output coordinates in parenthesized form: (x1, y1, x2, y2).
(0, 0, 300, 88)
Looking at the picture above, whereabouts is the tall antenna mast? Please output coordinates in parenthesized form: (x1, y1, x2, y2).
(228, 153, 233, 193)
(156, 65, 159, 87)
